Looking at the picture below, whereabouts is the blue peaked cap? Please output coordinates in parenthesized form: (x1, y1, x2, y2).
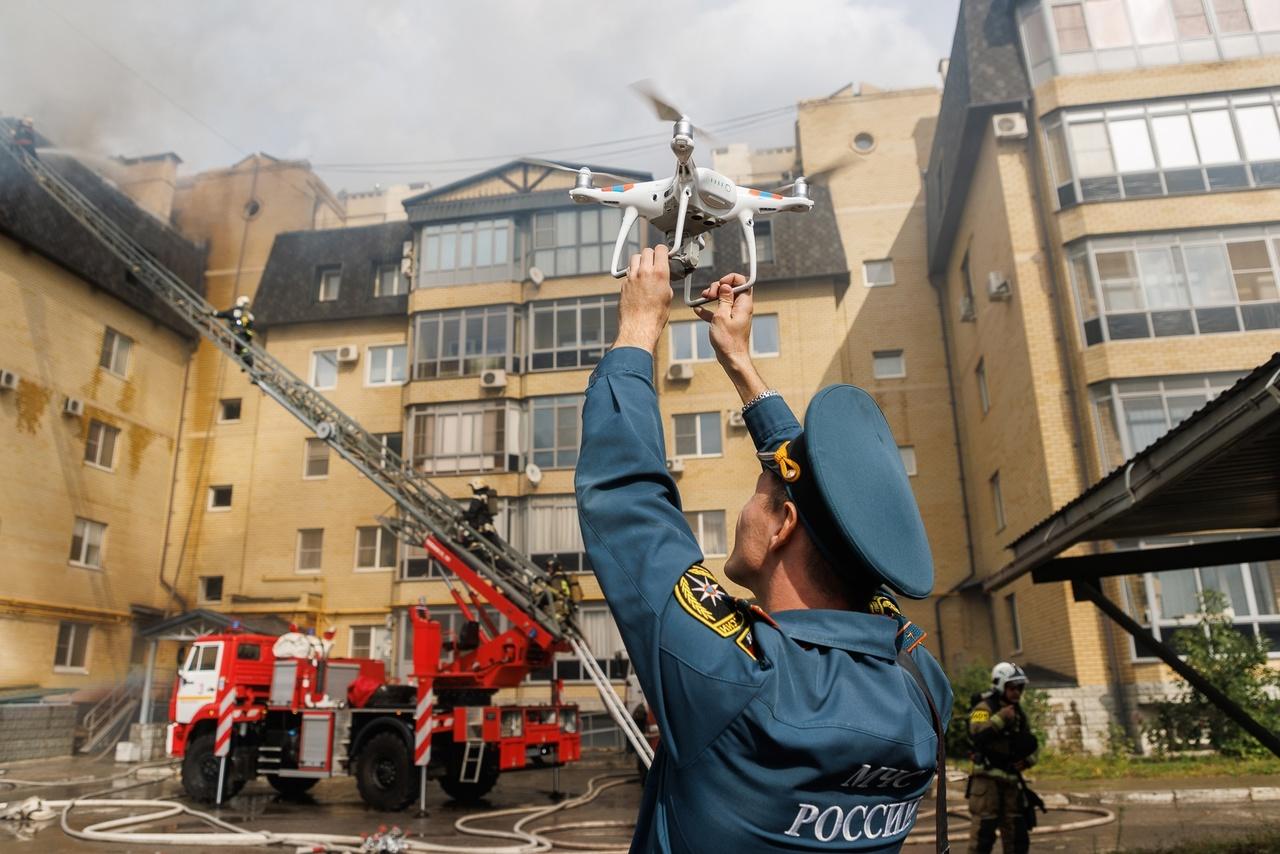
(758, 385, 934, 599)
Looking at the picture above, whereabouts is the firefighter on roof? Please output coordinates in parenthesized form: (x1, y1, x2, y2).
(575, 245, 953, 852)
(967, 662, 1041, 853)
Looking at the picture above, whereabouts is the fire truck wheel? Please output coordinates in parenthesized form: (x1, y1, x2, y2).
(181, 732, 246, 803)
(439, 751, 499, 804)
(354, 731, 417, 811)
(266, 775, 319, 799)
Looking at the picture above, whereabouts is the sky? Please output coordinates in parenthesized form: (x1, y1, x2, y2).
(0, 1, 960, 194)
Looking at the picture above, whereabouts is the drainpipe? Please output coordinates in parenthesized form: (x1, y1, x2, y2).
(1020, 97, 1136, 742)
(158, 354, 193, 614)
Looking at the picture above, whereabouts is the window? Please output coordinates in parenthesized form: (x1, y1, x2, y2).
(990, 472, 1007, 532)
(522, 495, 590, 572)
(872, 349, 906, 379)
(355, 526, 398, 571)
(367, 344, 407, 386)
(673, 412, 722, 457)
(54, 621, 90, 671)
(69, 518, 106, 568)
(408, 400, 515, 474)
(311, 349, 338, 389)
(1053, 3, 1092, 52)
(751, 314, 781, 357)
(317, 266, 341, 302)
(296, 529, 324, 572)
(99, 328, 132, 376)
(218, 398, 242, 423)
(1090, 372, 1242, 470)
(976, 358, 991, 414)
(208, 485, 233, 510)
(898, 445, 918, 477)
(1068, 225, 1280, 347)
(531, 395, 583, 469)
(531, 208, 639, 278)
(863, 259, 896, 287)
(529, 295, 618, 371)
(1045, 91, 1280, 208)
(376, 432, 403, 466)
(685, 510, 728, 556)
(304, 438, 330, 478)
(412, 306, 516, 379)
(84, 420, 119, 470)
(531, 603, 628, 683)
(741, 220, 775, 263)
(200, 575, 224, 603)
(1121, 537, 1280, 658)
(419, 218, 513, 286)
(960, 250, 977, 318)
(1007, 593, 1023, 651)
(350, 625, 391, 662)
(669, 320, 714, 362)
(375, 263, 406, 297)
(237, 642, 261, 661)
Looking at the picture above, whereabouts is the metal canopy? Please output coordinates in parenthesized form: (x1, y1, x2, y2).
(986, 352, 1280, 593)
(138, 609, 292, 642)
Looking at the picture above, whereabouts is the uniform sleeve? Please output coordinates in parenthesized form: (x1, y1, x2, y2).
(576, 347, 764, 763)
(969, 701, 1006, 751)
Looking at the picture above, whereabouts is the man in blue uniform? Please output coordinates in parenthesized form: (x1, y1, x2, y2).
(576, 245, 953, 852)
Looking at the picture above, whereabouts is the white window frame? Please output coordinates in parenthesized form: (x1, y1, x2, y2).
(99, 327, 132, 377)
(365, 343, 407, 387)
(317, 266, 341, 302)
(528, 295, 619, 372)
(1089, 372, 1242, 470)
(872, 349, 907, 379)
(669, 320, 715, 363)
(408, 400, 515, 475)
(354, 525, 399, 572)
(303, 438, 330, 479)
(412, 305, 516, 379)
(863, 258, 897, 287)
(750, 314, 782, 358)
(672, 412, 723, 458)
(296, 528, 324, 574)
(1007, 592, 1023, 653)
(991, 471, 1007, 533)
(53, 621, 91, 673)
(976, 358, 991, 414)
(685, 510, 729, 557)
(84, 419, 120, 471)
(529, 395, 584, 470)
(898, 445, 918, 477)
(349, 625, 391, 661)
(207, 484, 233, 511)
(419, 218, 515, 287)
(218, 398, 242, 424)
(374, 263, 407, 297)
(199, 575, 224, 603)
(530, 208, 639, 279)
(69, 517, 106, 569)
(311, 349, 339, 390)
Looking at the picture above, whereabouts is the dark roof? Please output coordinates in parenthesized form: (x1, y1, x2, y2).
(925, 0, 1031, 274)
(986, 352, 1280, 591)
(0, 126, 207, 339)
(139, 608, 293, 639)
(404, 158, 651, 209)
(255, 221, 411, 328)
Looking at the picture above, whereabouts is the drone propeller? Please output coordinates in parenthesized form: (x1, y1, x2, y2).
(629, 80, 715, 140)
(772, 155, 858, 195)
(523, 158, 638, 185)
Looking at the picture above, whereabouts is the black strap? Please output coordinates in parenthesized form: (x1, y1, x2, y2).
(897, 650, 949, 854)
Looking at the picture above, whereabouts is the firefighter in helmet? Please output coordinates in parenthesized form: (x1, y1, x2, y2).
(213, 295, 255, 370)
(13, 117, 37, 158)
(461, 477, 503, 548)
(545, 555, 582, 622)
(967, 661, 1040, 853)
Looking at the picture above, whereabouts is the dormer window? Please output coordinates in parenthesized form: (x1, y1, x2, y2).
(317, 266, 341, 302)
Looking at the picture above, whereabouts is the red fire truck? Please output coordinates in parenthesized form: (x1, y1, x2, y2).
(168, 547, 582, 810)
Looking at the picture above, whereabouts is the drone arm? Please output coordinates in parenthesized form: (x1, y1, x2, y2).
(684, 211, 756, 307)
(608, 205, 641, 279)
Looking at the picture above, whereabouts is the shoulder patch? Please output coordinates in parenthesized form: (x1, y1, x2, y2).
(674, 565, 745, 639)
(969, 709, 990, 723)
(735, 626, 758, 660)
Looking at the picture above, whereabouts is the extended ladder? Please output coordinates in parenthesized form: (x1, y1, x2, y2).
(1, 132, 652, 767)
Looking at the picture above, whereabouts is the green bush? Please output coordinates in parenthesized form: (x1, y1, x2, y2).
(1143, 590, 1280, 757)
(944, 660, 1050, 760)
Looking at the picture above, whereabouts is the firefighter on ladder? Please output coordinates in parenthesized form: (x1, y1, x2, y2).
(213, 295, 255, 370)
(12, 117, 37, 159)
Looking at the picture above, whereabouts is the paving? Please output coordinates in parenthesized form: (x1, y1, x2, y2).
(1, 752, 1278, 852)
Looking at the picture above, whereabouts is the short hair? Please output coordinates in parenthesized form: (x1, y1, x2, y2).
(760, 473, 879, 609)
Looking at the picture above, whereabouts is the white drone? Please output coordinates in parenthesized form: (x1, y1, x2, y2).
(534, 84, 846, 307)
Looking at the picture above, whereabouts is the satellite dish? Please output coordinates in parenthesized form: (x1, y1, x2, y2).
(525, 462, 543, 486)
(528, 266, 546, 286)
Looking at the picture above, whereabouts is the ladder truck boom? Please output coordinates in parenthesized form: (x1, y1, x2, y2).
(0, 128, 653, 768)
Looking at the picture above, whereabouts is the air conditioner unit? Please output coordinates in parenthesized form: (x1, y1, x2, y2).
(666, 363, 694, 381)
(63, 396, 84, 417)
(336, 345, 359, 364)
(728, 410, 746, 428)
(992, 112, 1028, 141)
(987, 271, 1012, 302)
(959, 295, 976, 322)
(666, 457, 685, 474)
(480, 368, 508, 389)
(0, 369, 17, 391)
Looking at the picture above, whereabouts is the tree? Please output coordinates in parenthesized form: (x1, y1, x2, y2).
(1143, 589, 1280, 757)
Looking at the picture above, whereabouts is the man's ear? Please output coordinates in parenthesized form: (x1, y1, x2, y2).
(768, 500, 802, 553)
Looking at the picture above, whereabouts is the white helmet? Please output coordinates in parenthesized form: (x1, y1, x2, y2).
(992, 661, 1028, 694)
(235, 295, 251, 308)
(468, 477, 489, 493)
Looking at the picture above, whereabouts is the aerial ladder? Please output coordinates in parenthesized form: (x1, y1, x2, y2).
(0, 130, 653, 768)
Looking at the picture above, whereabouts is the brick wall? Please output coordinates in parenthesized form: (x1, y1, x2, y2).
(0, 704, 77, 762)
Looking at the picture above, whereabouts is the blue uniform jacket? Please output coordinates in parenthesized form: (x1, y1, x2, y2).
(576, 347, 953, 853)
